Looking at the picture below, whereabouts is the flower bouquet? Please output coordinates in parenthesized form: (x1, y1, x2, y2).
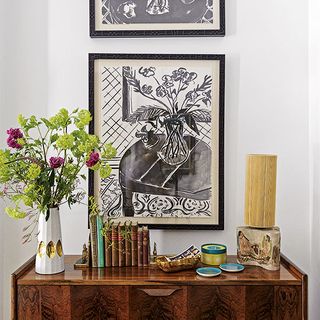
(0, 108, 116, 273)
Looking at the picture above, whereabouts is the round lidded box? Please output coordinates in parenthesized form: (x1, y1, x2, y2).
(201, 244, 227, 266)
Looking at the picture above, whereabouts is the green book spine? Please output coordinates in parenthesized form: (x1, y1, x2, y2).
(89, 216, 98, 267)
(96, 216, 105, 268)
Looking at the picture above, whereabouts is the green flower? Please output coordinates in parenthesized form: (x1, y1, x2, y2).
(17, 114, 27, 127)
(24, 184, 38, 202)
(0, 151, 11, 183)
(0, 167, 11, 183)
(100, 163, 112, 179)
(90, 162, 101, 171)
(63, 163, 77, 175)
(0, 149, 10, 164)
(75, 110, 92, 129)
(16, 138, 25, 146)
(5, 207, 26, 219)
(102, 143, 117, 160)
(24, 183, 35, 194)
(49, 108, 70, 129)
(56, 134, 74, 149)
(27, 164, 41, 180)
(22, 195, 34, 207)
(77, 135, 99, 153)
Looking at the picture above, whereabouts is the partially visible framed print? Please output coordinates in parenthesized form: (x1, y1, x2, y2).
(90, 0, 225, 37)
(89, 53, 225, 229)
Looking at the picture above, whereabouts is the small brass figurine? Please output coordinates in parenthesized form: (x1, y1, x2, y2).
(153, 242, 157, 262)
(81, 243, 88, 264)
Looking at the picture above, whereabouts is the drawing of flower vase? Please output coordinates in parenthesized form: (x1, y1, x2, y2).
(125, 66, 212, 166)
(158, 117, 189, 165)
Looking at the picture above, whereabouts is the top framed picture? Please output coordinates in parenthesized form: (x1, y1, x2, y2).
(89, 0, 225, 38)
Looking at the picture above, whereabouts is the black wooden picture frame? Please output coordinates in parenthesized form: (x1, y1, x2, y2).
(89, 0, 225, 38)
(89, 53, 225, 230)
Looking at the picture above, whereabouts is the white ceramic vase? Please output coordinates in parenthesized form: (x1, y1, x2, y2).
(35, 206, 64, 274)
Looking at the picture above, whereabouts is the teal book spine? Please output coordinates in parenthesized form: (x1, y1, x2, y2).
(96, 216, 105, 268)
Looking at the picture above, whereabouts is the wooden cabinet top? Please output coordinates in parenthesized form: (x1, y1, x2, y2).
(13, 255, 306, 287)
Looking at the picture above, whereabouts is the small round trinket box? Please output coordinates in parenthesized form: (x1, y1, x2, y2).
(201, 244, 227, 266)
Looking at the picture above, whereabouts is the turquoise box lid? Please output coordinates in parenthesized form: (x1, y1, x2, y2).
(201, 244, 227, 254)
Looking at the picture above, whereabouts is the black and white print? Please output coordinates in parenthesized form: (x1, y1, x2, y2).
(89, 54, 225, 229)
(90, 0, 225, 37)
(101, 0, 214, 25)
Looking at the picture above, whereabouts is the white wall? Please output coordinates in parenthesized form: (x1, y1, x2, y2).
(48, 0, 310, 266)
(0, 0, 5, 313)
(1, 0, 318, 318)
(309, 0, 320, 318)
(1, 1, 48, 319)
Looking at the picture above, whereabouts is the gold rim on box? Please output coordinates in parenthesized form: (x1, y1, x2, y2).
(155, 255, 201, 272)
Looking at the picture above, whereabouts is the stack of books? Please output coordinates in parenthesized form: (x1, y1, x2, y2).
(90, 216, 150, 268)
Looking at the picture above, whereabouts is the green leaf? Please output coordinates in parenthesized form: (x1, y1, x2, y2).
(41, 118, 52, 128)
(50, 133, 59, 144)
(49, 169, 55, 187)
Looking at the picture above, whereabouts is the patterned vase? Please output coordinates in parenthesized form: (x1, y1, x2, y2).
(35, 207, 64, 274)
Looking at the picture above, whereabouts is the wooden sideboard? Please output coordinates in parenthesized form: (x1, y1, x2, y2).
(12, 255, 307, 320)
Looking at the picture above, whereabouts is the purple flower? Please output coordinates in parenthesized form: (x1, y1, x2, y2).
(7, 128, 23, 139)
(86, 152, 100, 168)
(7, 136, 22, 149)
(6, 128, 23, 149)
(49, 157, 64, 169)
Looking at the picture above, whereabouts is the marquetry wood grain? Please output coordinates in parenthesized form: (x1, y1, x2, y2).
(281, 255, 308, 319)
(71, 285, 129, 320)
(275, 286, 302, 320)
(245, 286, 274, 319)
(130, 286, 187, 320)
(17, 286, 71, 320)
(188, 286, 245, 319)
(11, 255, 36, 320)
(17, 286, 40, 320)
(40, 286, 71, 320)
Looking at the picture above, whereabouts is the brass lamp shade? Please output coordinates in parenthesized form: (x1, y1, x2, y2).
(244, 154, 277, 228)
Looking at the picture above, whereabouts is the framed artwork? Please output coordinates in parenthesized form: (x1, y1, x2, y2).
(89, 53, 225, 229)
(89, 0, 225, 37)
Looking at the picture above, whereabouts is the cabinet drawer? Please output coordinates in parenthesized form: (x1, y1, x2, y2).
(188, 286, 246, 320)
(71, 285, 129, 320)
(129, 286, 187, 320)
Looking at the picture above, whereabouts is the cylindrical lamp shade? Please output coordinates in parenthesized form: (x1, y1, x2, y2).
(244, 154, 277, 228)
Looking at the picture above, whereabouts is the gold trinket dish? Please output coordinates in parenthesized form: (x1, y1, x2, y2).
(155, 255, 201, 273)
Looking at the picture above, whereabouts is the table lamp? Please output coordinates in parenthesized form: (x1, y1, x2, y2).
(244, 154, 277, 228)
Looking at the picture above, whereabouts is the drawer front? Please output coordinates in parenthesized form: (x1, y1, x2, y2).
(71, 285, 129, 320)
(129, 286, 187, 320)
(17, 285, 71, 320)
(188, 286, 246, 320)
(188, 285, 302, 320)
